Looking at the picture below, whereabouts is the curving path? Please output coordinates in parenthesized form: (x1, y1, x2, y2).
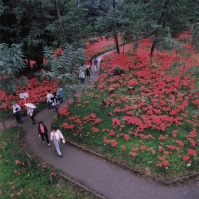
(3, 55, 199, 199)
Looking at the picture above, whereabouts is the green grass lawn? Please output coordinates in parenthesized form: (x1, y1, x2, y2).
(0, 127, 97, 199)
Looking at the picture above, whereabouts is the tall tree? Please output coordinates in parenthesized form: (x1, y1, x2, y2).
(55, 0, 67, 43)
(95, 0, 122, 53)
(143, 0, 195, 58)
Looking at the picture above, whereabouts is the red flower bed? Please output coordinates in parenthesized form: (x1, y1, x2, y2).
(57, 32, 198, 176)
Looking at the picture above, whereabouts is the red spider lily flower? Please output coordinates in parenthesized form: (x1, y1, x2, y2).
(90, 113, 97, 119)
(148, 147, 156, 154)
(166, 145, 180, 153)
(92, 127, 99, 133)
(121, 145, 127, 150)
(110, 139, 118, 147)
(103, 136, 109, 144)
(58, 106, 70, 116)
(158, 135, 168, 141)
(92, 118, 102, 125)
(62, 123, 74, 130)
(176, 140, 184, 147)
(15, 160, 21, 165)
(172, 129, 179, 137)
(162, 160, 170, 167)
(112, 118, 121, 127)
(130, 152, 138, 157)
(183, 156, 190, 161)
(109, 130, 116, 137)
(124, 134, 131, 141)
(186, 138, 196, 147)
(187, 149, 197, 156)
(158, 146, 163, 152)
(186, 128, 197, 138)
(132, 147, 139, 153)
(140, 145, 147, 152)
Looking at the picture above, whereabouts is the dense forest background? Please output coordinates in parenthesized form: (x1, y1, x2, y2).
(0, 0, 199, 94)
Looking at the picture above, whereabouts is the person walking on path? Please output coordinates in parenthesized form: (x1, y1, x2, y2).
(52, 92, 59, 112)
(50, 127, 65, 157)
(57, 86, 63, 103)
(13, 103, 23, 124)
(38, 121, 51, 146)
(85, 67, 90, 78)
(27, 107, 36, 125)
(15, 108, 23, 124)
(79, 70, 85, 84)
(93, 58, 98, 71)
(46, 90, 53, 109)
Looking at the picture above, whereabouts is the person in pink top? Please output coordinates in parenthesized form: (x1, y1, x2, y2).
(38, 121, 51, 147)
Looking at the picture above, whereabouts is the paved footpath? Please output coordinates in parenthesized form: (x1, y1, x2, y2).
(2, 57, 199, 199)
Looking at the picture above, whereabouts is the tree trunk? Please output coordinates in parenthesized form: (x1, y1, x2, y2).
(150, 0, 170, 58)
(150, 40, 155, 58)
(55, 0, 67, 43)
(113, 0, 120, 54)
(114, 32, 120, 54)
(26, 53, 31, 69)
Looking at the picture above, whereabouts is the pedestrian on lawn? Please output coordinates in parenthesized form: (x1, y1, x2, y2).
(27, 107, 36, 125)
(38, 121, 51, 146)
(46, 90, 53, 109)
(13, 103, 23, 124)
(50, 127, 65, 157)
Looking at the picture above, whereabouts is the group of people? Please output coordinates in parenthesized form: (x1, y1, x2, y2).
(79, 65, 91, 84)
(46, 87, 63, 112)
(38, 121, 65, 157)
(79, 58, 100, 84)
(12, 86, 65, 157)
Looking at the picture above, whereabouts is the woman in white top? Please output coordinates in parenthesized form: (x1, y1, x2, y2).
(79, 70, 85, 84)
(46, 90, 53, 109)
(50, 127, 65, 157)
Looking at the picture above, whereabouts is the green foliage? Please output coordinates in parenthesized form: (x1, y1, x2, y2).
(37, 45, 85, 99)
(192, 23, 199, 52)
(0, 43, 28, 94)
